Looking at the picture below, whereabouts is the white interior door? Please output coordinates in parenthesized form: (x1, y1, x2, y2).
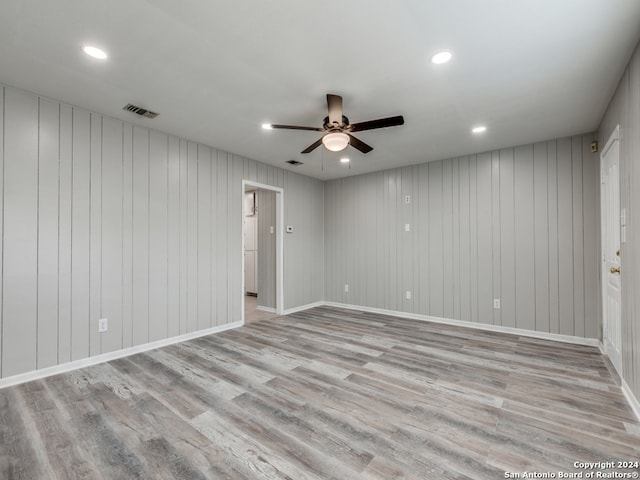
(600, 127, 622, 375)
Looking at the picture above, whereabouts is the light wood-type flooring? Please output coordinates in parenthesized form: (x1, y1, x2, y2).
(1, 306, 639, 479)
(244, 295, 279, 324)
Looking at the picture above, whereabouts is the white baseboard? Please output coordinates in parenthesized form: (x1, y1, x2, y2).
(256, 305, 276, 313)
(598, 344, 640, 423)
(621, 379, 640, 422)
(322, 302, 600, 347)
(0, 321, 242, 390)
(283, 301, 325, 315)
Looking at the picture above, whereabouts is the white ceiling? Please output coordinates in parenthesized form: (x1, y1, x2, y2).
(1, 1, 639, 180)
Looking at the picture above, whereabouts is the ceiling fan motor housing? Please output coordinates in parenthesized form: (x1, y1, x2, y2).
(323, 115, 349, 131)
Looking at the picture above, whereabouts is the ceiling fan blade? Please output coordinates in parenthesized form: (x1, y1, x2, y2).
(327, 94, 343, 126)
(301, 137, 324, 154)
(270, 124, 324, 131)
(347, 134, 373, 154)
(349, 115, 405, 133)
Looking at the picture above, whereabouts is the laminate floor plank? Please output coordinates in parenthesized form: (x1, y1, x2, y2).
(1, 306, 638, 479)
(0, 387, 50, 479)
(15, 381, 101, 480)
(295, 400, 460, 480)
(269, 369, 500, 479)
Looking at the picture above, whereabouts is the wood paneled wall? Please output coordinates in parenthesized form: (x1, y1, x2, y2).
(599, 38, 640, 401)
(325, 134, 600, 338)
(0, 84, 324, 379)
(257, 190, 277, 309)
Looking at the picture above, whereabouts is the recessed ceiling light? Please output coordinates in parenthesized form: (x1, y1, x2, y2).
(261, 123, 273, 130)
(472, 125, 487, 134)
(340, 157, 350, 163)
(82, 45, 108, 60)
(430, 51, 452, 65)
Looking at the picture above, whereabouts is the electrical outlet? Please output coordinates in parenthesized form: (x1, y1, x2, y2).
(405, 291, 412, 300)
(405, 223, 411, 232)
(404, 195, 411, 204)
(493, 299, 501, 309)
(344, 284, 349, 293)
(98, 318, 108, 333)
(269, 226, 274, 234)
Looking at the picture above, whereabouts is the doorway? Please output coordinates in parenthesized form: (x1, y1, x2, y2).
(600, 126, 622, 375)
(242, 181, 284, 324)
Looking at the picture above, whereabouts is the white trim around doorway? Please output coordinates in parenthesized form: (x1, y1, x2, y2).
(241, 180, 285, 323)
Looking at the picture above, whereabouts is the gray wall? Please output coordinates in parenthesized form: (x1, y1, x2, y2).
(283, 170, 325, 310)
(599, 39, 640, 401)
(325, 134, 600, 338)
(0, 84, 324, 379)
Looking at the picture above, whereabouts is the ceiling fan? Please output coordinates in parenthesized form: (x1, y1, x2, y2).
(264, 94, 404, 154)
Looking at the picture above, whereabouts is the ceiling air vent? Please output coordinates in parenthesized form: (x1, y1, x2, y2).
(286, 160, 304, 166)
(123, 103, 159, 119)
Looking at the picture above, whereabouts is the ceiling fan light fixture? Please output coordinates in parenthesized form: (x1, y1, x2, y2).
(261, 123, 273, 130)
(322, 132, 350, 152)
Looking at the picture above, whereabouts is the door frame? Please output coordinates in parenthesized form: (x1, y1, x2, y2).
(241, 180, 284, 322)
(600, 125, 622, 374)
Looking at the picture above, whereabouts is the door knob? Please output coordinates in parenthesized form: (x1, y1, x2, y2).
(610, 267, 621, 274)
